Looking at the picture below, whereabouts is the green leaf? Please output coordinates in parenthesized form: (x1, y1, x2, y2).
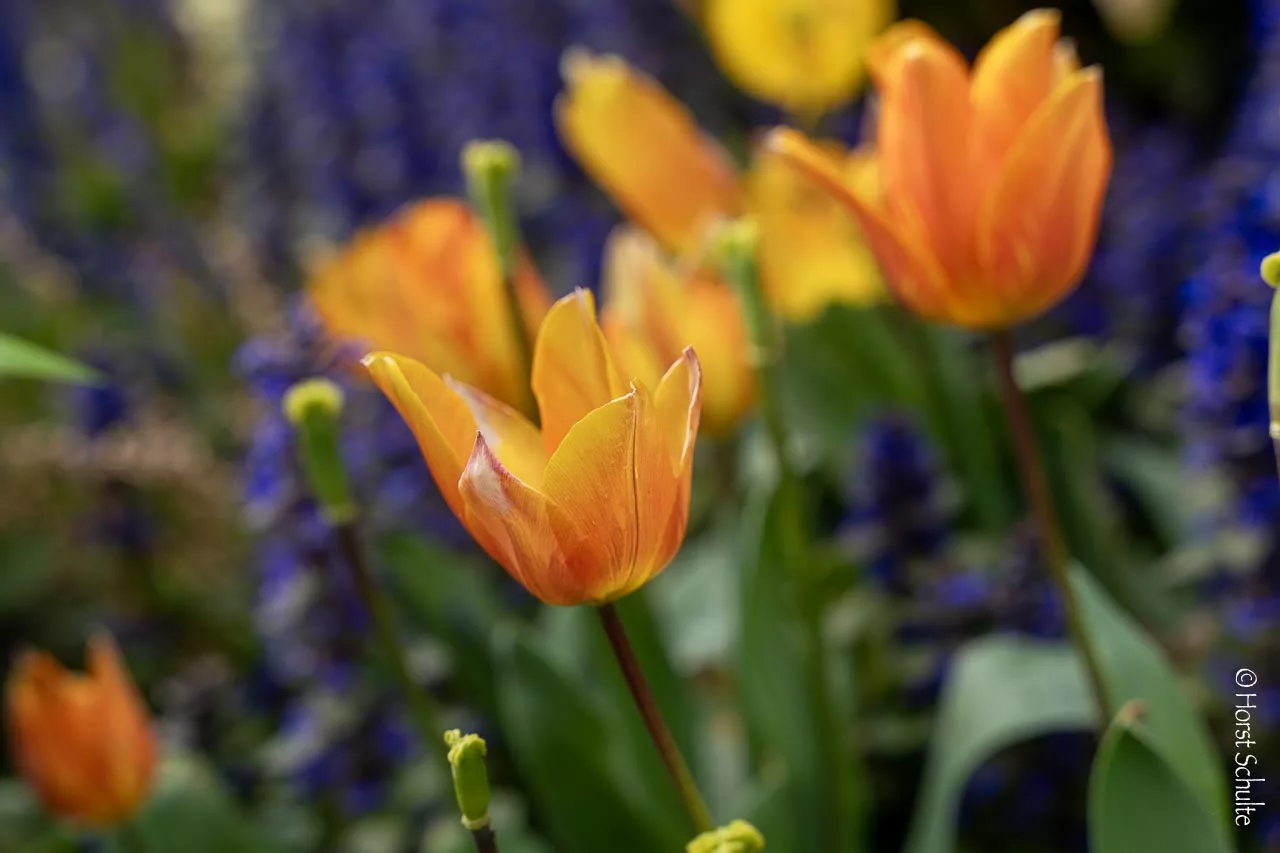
(903, 636, 1095, 853)
(492, 624, 687, 853)
(1089, 710, 1235, 853)
(0, 333, 99, 384)
(1072, 567, 1228, 825)
(106, 753, 278, 853)
(381, 534, 504, 713)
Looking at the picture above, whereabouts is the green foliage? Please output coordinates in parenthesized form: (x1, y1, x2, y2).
(0, 333, 99, 384)
(1089, 710, 1235, 853)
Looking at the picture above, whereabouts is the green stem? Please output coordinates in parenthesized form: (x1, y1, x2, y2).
(990, 332, 1113, 723)
(596, 603, 713, 835)
(469, 826, 501, 853)
(334, 519, 448, 763)
(500, 270, 536, 418)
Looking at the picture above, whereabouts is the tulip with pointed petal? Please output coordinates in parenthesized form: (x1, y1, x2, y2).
(364, 290, 702, 606)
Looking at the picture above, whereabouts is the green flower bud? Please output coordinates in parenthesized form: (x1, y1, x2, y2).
(712, 218, 779, 367)
(444, 729, 491, 830)
(462, 140, 522, 280)
(686, 820, 765, 853)
(1262, 251, 1280, 289)
(281, 378, 355, 523)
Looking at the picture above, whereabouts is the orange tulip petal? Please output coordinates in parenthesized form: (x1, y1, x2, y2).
(88, 635, 155, 823)
(970, 9, 1062, 171)
(531, 289, 629, 455)
(363, 352, 478, 517)
(979, 68, 1111, 323)
(653, 349, 703, 473)
(765, 129, 954, 321)
(866, 20, 946, 87)
(556, 49, 742, 255)
(446, 380, 547, 489)
(540, 391, 645, 603)
(877, 36, 975, 274)
(458, 435, 585, 605)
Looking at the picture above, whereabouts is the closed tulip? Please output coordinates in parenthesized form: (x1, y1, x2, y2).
(309, 198, 550, 413)
(556, 49, 882, 322)
(6, 635, 158, 827)
(364, 290, 702, 606)
(702, 0, 894, 118)
(600, 227, 755, 434)
(768, 10, 1112, 328)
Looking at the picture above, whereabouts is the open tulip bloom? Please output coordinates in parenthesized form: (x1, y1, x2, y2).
(769, 9, 1112, 329)
(364, 289, 702, 607)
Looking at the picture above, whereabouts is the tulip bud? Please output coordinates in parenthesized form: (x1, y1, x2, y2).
(463, 140, 522, 281)
(713, 218, 779, 367)
(687, 819, 766, 853)
(282, 377, 355, 523)
(1261, 251, 1280, 289)
(444, 729, 492, 830)
(6, 634, 158, 827)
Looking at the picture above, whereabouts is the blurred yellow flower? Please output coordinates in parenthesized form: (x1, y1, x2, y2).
(364, 290, 702, 606)
(308, 199, 550, 414)
(702, 0, 895, 118)
(557, 49, 883, 322)
(601, 227, 756, 434)
(769, 10, 1112, 329)
(7, 635, 158, 828)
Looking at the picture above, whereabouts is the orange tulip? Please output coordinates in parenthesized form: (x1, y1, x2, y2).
(556, 49, 742, 257)
(600, 227, 755, 434)
(309, 198, 550, 413)
(556, 49, 882, 322)
(364, 290, 702, 606)
(768, 10, 1112, 328)
(6, 635, 158, 827)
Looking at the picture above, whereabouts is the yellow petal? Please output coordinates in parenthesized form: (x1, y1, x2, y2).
(457, 434, 584, 605)
(654, 348, 702, 474)
(556, 49, 742, 255)
(765, 129, 955, 323)
(750, 142, 885, 321)
(970, 9, 1063, 172)
(531, 289, 629, 455)
(363, 352, 478, 518)
(979, 68, 1111, 325)
(446, 380, 548, 490)
(677, 275, 756, 434)
(876, 36, 975, 275)
(702, 0, 893, 117)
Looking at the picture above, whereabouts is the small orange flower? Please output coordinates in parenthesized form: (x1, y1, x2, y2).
(6, 634, 158, 827)
(364, 290, 702, 606)
(556, 49, 882, 322)
(309, 199, 550, 414)
(769, 10, 1112, 329)
(600, 227, 755, 434)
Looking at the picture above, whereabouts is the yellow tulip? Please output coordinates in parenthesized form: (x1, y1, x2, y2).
(702, 0, 895, 117)
(6, 635, 158, 827)
(556, 50, 884, 322)
(364, 290, 702, 606)
(600, 227, 756, 434)
(768, 10, 1112, 328)
(556, 49, 742, 257)
(308, 199, 550, 413)
(749, 142, 884, 320)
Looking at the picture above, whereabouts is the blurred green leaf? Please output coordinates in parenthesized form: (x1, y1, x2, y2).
(492, 624, 687, 853)
(0, 333, 99, 384)
(1102, 435, 1190, 547)
(648, 521, 739, 673)
(1072, 567, 1228, 825)
(381, 534, 504, 713)
(105, 753, 278, 853)
(1088, 710, 1234, 853)
(0, 779, 79, 853)
(903, 636, 1094, 853)
(735, 485, 860, 853)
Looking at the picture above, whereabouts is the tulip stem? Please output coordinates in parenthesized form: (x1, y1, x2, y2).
(990, 332, 1113, 723)
(334, 519, 448, 764)
(469, 826, 500, 853)
(596, 603, 714, 835)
